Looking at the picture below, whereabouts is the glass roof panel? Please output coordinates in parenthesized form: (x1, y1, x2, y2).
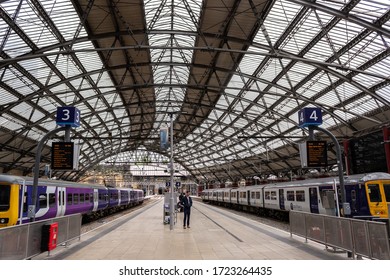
(0, 115, 23, 131)
(3, 31, 32, 57)
(377, 85, 390, 101)
(0, 0, 389, 183)
(264, 0, 302, 45)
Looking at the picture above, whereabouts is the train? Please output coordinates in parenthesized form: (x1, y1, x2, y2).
(0, 174, 144, 228)
(201, 172, 390, 220)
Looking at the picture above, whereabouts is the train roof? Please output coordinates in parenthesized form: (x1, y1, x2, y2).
(258, 172, 390, 189)
(0, 174, 107, 190)
(202, 172, 390, 191)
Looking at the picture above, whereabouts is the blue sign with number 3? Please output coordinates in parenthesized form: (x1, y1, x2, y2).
(56, 107, 81, 127)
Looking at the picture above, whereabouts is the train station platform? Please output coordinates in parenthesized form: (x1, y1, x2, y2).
(36, 196, 350, 260)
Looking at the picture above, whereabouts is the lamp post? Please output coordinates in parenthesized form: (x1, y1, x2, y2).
(169, 112, 175, 230)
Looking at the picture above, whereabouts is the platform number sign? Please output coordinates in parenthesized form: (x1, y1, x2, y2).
(56, 107, 80, 127)
(298, 107, 322, 128)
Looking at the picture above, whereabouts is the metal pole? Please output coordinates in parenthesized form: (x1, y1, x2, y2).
(308, 125, 349, 216)
(169, 113, 175, 230)
(30, 125, 71, 221)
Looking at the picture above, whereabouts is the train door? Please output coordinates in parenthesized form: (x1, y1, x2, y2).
(247, 190, 251, 206)
(309, 187, 319, 213)
(384, 182, 390, 217)
(57, 187, 66, 217)
(279, 189, 285, 210)
(93, 189, 99, 211)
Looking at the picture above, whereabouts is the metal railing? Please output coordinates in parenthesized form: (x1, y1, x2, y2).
(290, 211, 390, 260)
(0, 214, 82, 260)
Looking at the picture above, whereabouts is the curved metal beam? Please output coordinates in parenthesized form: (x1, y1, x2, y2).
(286, 0, 390, 38)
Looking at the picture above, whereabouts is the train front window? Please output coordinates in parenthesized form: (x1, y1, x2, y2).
(367, 184, 381, 202)
(0, 185, 11, 211)
(383, 184, 390, 202)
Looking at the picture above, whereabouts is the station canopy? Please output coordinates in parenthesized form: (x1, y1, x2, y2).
(0, 0, 389, 184)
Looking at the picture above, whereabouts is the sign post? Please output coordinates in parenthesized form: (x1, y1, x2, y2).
(298, 107, 349, 216)
(30, 107, 80, 221)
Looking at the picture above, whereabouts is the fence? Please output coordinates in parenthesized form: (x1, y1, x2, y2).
(289, 211, 390, 260)
(0, 214, 82, 260)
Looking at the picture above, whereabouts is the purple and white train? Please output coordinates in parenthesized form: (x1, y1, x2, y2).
(0, 174, 144, 227)
(201, 172, 390, 220)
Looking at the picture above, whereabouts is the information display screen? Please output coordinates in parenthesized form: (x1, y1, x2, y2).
(306, 141, 328, 167)
(51, 142, 74, 170)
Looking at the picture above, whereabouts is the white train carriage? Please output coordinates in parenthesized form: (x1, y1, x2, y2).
(201, 173, 390, 220)
(201, 189, 209, 201)
(247, 186, 263, 207)
(263, 179, 337, 216)
(237, 186, 255, 206)
(222, 188, 232, 203)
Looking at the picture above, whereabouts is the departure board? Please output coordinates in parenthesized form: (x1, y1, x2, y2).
(51, 142, 74, 170)
(306, 141, 328, 167)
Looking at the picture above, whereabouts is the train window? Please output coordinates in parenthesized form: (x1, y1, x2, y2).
(23, 192, 28, 212)
(49, 193, 56, 207)
(296, 190, 305, 202)
(67, 194, 73, 205)
(39, 194, 47, 208)
(270, 191, 277, 200)
(367, 184, 381, 202)
(74, 193, 79, 204)
(256, 192, 260, 199)
(351, 190, 356, 201)
(350, 190, 357, 211)
(287, 191, 295, 201)
(80, 193, 85, 203)
(110, 192, 116, 200)
(251, 192, 255, 199)
(85, 193, 89, 202)
(0, 185, 10, 211)
(320, 190, 335, 209)
(384, 184, 390, 202)
(265, 191, 270, 200)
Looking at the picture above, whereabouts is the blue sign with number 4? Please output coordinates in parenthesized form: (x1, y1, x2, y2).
(298, 107, 322, 128)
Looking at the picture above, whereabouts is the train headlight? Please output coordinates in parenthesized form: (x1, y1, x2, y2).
(0, 218, 9, 224)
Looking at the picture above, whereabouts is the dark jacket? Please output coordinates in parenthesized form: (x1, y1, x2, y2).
(182, 196, 192, 209)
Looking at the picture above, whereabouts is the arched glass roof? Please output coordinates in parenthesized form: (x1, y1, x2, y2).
(0, 0, 389, 183)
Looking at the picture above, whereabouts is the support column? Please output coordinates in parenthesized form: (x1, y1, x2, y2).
(383, 126, 390, 173)
(343, 139, 350, 176)
(169, 113, 175, 230)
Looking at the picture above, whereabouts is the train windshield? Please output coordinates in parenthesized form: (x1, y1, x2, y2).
(367, 184, 382, 202)
(0, 185, 11, 211)
(384, 183, 390, 202)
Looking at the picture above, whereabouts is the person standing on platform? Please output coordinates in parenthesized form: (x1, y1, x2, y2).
(182, 191, 192, 229)
(178, 192, 184, 212)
